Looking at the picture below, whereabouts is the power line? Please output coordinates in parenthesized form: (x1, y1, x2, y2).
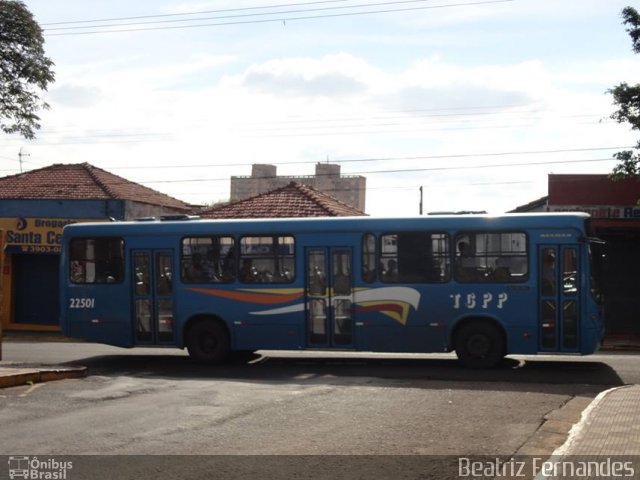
(331, 146, 628, 164)
(44, 0, 440, 31)
(165, 179, 535, 198)
(41, 0, 353, 26)
(245, 113, 605, 133)
(2, 144, 625, 172)
(0, 103, 608, 147)
(0, 114, 612, 148)
(254, 103, 537, 124)
(352, 157, 615, 176)
(128, 156, 616, 184)
(243, 106, 549, 126)
(246, 119, 606, 138)
(44, 0, 515, 36)
(243, 103, 556, 129)
(5, 156, 615, 183)
(0, 104, 536, 139)
(0, 146, 628, 175)
(104, 145, 632, 170)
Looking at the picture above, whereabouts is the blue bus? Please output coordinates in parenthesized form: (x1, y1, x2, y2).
(59, 213, 605, 368)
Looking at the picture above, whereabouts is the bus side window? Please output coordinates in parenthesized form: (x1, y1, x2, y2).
(239, 235, 295, 284)
(69, 237, 124, 284)
(563, 248, 578, 295)
(541, 248, 556, 295)
(380, 232, 449, 283)
(454, 232, 527, 283)
(181, 236, 235, 283)
(362, 233, 376, 282)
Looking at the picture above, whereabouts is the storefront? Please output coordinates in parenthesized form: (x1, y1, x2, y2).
(0, 216, 97, 331)
(547, 174, 640, 338)
(0, 163, 192, 332)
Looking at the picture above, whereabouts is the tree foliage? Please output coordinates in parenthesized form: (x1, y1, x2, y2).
(0, 0, 55, 139)
(622, 6, 640, 54)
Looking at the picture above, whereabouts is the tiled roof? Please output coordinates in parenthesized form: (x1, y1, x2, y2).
(508, 195, 549, 213)
(200, 182, 366, 218)
(0, 162, 191, 211)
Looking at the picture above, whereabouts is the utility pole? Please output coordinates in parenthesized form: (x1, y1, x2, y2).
(18, 147, 29, 173)
(419, 186, 423, 215)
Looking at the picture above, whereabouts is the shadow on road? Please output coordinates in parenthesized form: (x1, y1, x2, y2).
(61, 351, 623, 396)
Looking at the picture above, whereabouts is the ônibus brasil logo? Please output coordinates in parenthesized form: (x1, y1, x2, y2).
(8, 456, 73, 479)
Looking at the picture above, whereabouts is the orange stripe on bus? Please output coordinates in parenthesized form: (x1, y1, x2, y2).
(186, 288, 304, 305)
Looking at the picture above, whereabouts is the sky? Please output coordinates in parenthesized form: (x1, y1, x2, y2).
(1, 0, 639, 215)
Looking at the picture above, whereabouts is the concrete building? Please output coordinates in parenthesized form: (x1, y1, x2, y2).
(230, 163, 366, 212)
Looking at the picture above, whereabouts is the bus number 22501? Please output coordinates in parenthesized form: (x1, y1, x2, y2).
(69, 297, 96, 309)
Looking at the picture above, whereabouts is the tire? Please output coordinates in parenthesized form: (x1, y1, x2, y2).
(185, 320, 230, 363)
(454, 322, 505, 369)
(230, 350, 258, 363)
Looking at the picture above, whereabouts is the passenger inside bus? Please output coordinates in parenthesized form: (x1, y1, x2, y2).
(455, 241, 479, 281)
(382, 259, 398, 282)
(542, 251, 556, 295)
(240, 259, 259, 282)
(185, 253, 208, 283)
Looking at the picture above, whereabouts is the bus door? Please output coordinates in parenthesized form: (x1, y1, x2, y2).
(306, 247, 354, 348)
(132, 249, 176, 345)
(538, 245, 580, 352)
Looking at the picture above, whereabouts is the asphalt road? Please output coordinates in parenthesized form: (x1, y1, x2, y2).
(1, 342, 638, 479)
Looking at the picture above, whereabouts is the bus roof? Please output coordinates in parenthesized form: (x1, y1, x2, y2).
(62, 212, 590, 237)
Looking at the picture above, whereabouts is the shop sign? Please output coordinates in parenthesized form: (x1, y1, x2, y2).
(549, 205, 640, 219)
(0, 217, 86, 254)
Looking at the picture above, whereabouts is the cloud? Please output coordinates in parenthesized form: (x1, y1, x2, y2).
(48, 84, 102, 108)
(243, 70, 365, 97)
(378, 85, 533, 112)
(236, 54, 373, 98)
(13, 11, 634, 217)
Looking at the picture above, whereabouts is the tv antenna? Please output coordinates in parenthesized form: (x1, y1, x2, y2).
(18, 147, 30, 173)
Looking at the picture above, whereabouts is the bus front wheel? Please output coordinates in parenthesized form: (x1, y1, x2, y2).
(454, 322, 505, 369)
(186, 320, 230, 364)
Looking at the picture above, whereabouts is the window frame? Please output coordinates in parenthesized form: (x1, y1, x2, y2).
(378, 230, 451, 284)
(361, 233, 377, 283)
(69, 237, 125, 285)
(453, 230, 529, 284)
(238, 234, 296, 284)
(180, 235, 236, 284)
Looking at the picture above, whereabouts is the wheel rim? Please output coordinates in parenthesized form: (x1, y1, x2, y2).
(467, 333, 491, 358)
(199, 333, 218, 354)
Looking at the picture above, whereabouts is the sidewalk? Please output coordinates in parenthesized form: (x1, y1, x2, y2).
(552, 384, 640, 456)
(0, 363, 87, 388)
(530, 385, 640, 479)
(601, 333, 640, 352)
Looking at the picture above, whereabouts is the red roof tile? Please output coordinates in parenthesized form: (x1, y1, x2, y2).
(0, 163, 191, 211)
(200, 182, 366, 218)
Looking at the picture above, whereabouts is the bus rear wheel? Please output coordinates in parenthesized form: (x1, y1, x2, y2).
(186, 320, 230, 364)
(454, 322, 505, 369)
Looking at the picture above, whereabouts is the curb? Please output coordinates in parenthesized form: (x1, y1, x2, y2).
(514, 395, 595, 456)
(0, 366, 87, 389)
(549, 385, 632, 457)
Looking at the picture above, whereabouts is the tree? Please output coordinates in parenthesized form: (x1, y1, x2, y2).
(0, 0, 55, 139)
(610, 7, 640, 178)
